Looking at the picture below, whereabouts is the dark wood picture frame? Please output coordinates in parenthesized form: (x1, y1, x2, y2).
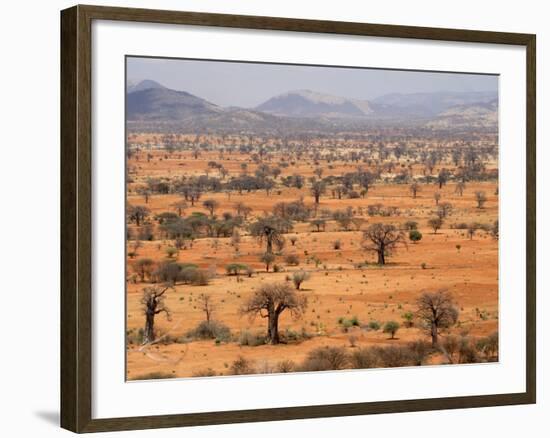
(61, 4, 536, 433)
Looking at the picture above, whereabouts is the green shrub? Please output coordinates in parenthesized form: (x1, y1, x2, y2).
(225, 263, 249, 275)
(383, 321, 400, 339)
(409, 230, 423, 243)
(367, 320, 381, 331)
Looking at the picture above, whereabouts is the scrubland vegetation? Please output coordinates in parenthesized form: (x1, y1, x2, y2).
(125, 129, 499, 379)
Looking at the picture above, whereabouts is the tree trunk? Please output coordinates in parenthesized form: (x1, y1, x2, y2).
(143, 310, 155, 344)
(377, 247, 385, 265)
(431, 322, 438, 346)
(267, 313, 280, 344)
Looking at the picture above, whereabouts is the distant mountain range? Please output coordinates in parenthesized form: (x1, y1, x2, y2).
(126, 79, 498, 133)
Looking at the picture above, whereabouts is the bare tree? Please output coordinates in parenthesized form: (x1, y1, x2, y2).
(475, 191, 487, 208)
(235, 202, 252, 220)
(362, 223, 406, 265)
(241, 282, 307, 344)
(454, 181, 466, 196)
(410, 182, 421, 199)
(416, 290, 459, 346)
(428, 217, 444, 234)
(436, 202, 453, 219)
(141, 285, 173, 344)
(198, 293, 215, 324)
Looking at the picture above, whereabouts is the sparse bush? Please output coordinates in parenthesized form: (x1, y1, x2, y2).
(192, 368, 217, 377)
(350, 347, 381, 369)
(476, 332, 499, 361)
(238, 330, 266, 347)
(230, 356, 255, 375)
(276, 359, 296, 373)
(301, 346, 349, 371)
(285, 254, 300, 266)
(374, 345, 414, 367)
(187, 320, 231, 342)
(406, 340, 433, 365)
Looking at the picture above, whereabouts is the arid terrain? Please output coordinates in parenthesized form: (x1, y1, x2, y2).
(125, 130, 499, 380)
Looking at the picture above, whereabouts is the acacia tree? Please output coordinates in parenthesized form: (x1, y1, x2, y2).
(249, 216, 287, 255)
(202, 199, 219, 218)
(362, 223, 406, 265)
(310, 180, 326, 204)
(171, 200, 188, 217)
(416, 290, 459, 346)
(241, 282, 307, 344)
(141, 285, 173, 344)
(127, 205, 150, 226)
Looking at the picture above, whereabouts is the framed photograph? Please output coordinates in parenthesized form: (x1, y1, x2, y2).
(60, 4, 536, 433)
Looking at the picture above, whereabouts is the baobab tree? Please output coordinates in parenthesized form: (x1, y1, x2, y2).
(362, 223, 406, 265)
(249, 216, 287, 254)
(410, 182, 421, 199)
(416, 290, 459, 346)
(141, 285, 173, 344)
(241, 282, 307, 344)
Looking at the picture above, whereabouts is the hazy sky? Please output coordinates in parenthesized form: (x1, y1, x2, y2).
(127, 56, 498, 108)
